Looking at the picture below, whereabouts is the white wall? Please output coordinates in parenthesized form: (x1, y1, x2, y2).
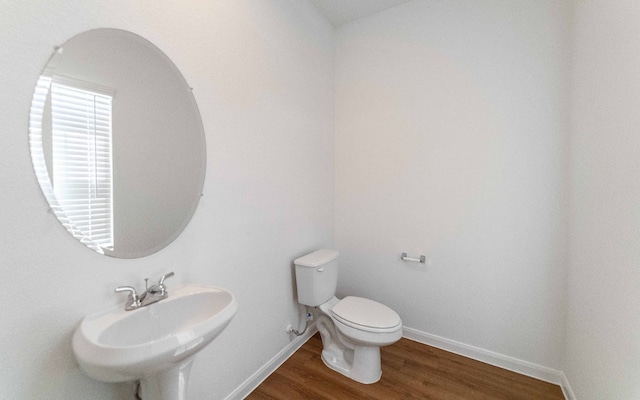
(0, 1, 334, 399)
(5, 1, 640, 398)
(335, 0, 569, 370)
(566, 0, 640, 398)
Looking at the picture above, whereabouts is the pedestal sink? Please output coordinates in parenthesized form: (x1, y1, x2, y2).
(72, 284, 237, 400)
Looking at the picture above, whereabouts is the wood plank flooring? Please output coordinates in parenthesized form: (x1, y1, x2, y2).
(246, 333, 565, 400)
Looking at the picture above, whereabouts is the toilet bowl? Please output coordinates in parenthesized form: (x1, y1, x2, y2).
(316, 295, 402, 383)
(294, 250, 402, 384)
(330, 296, 402, 346)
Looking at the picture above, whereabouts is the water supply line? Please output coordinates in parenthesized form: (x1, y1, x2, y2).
(287, 306, 313, 336)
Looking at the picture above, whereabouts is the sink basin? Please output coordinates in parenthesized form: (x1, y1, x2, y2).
(72, 284, 237, 399)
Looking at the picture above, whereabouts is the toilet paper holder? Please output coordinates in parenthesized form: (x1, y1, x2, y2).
(401, 252, 426, 263)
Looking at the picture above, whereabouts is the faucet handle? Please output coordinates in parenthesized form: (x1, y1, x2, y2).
(145, 272, 174, 297)
(115, 286, 141, 309)
(115, 285, 138, 299)
(158, 271, 175, 285)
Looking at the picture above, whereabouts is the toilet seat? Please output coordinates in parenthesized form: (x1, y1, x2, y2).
(331, 296, 401, 334)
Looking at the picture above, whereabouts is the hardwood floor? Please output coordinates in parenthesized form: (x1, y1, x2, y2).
(246, 333, 565, 400)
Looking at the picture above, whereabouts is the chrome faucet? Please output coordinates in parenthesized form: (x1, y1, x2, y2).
(114, 286, 141, 310)
(114, 272, 175, 311)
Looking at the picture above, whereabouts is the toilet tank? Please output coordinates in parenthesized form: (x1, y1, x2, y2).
(294, 249, 339, 307)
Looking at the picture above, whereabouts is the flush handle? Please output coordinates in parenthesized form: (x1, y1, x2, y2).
(318, 268, 324, 272)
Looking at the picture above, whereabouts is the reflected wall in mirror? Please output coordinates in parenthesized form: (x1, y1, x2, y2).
(29, 29, 206, 258)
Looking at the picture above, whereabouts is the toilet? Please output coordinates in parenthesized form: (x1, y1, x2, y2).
(294, 249, 402, 384)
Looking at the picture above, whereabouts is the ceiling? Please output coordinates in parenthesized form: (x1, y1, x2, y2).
(309, 0, 412, 26)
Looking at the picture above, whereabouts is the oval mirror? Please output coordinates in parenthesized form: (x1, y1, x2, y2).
(29, 29, 206, 258)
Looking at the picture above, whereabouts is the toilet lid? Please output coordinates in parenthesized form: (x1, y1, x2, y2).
(331, 296, 401, 330)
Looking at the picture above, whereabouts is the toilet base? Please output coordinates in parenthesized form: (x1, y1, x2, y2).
(317, 314, 384, 384)
(321, 344, 382, 384)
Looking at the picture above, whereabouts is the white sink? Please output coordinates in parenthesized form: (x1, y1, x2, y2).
(72, 284, 237, 400)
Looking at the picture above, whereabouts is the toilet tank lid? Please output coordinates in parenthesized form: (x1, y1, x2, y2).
(294, 249, 339, 267)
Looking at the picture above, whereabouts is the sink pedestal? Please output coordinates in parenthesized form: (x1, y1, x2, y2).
(140, 358, 194, 400)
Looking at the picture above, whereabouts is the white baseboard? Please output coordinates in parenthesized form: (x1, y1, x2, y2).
(224, 324, 318, 400)
(402, 326, 574, 399)
(560, 372, 577, 400)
